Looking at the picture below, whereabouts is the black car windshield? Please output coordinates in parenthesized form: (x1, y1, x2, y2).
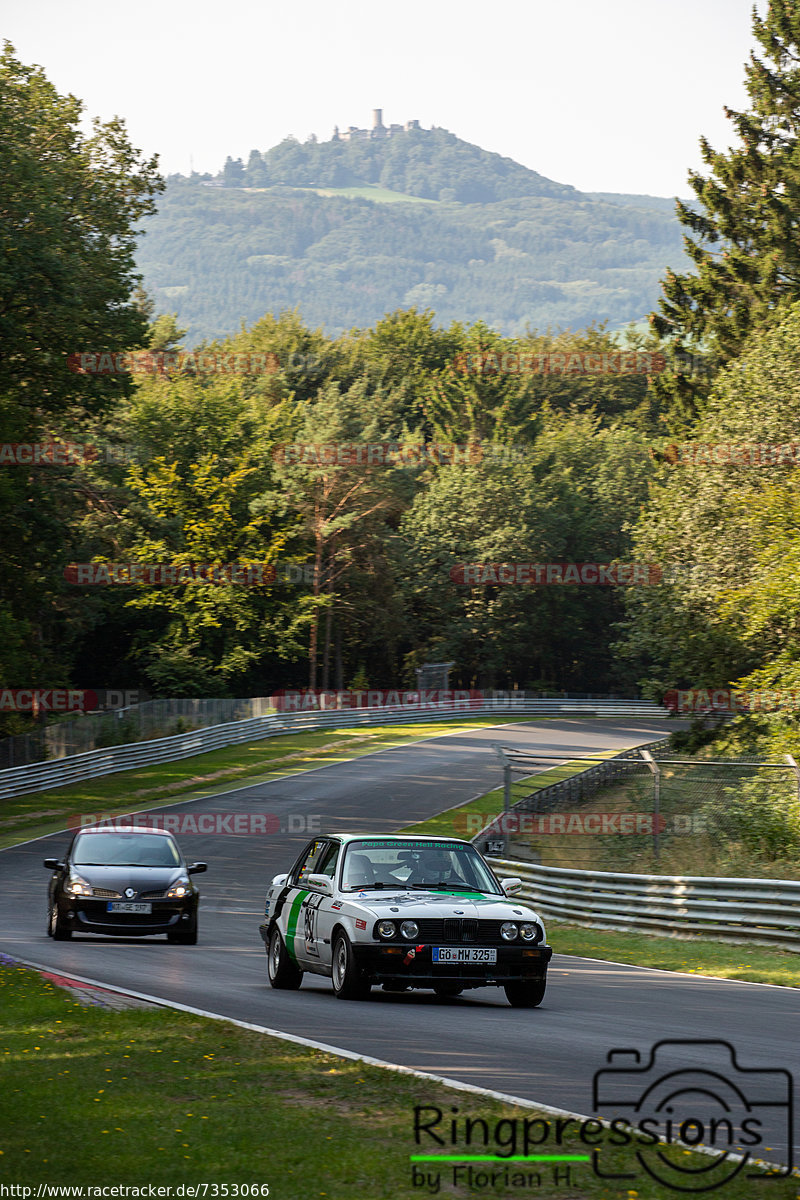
(340, 840, 501, 893)
(72, 832, 181, 868)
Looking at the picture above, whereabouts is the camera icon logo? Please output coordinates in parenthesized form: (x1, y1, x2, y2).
(592, 1039, 793, 1191)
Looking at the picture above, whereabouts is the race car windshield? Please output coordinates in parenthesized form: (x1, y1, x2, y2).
(73, 833, 181, 868)
(341, 840, 501, 893)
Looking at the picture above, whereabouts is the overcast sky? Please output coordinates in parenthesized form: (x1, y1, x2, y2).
(4, 0, 767, 197)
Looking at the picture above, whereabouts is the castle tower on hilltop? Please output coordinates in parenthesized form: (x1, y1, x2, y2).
(333, 112, 421, 142)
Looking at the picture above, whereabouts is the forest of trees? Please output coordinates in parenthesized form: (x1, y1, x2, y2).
(5, 0, 800, 771)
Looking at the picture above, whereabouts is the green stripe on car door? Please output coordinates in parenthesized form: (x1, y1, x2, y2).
(285, 889, 309, 963)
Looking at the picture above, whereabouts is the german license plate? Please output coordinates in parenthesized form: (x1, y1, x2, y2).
(432, 947, 497, 963)
(107, 902, 152, 914)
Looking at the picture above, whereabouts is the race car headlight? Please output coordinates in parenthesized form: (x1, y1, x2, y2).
(65, 875, 92, 896)
(165, 878, 191, 899)
(400, 920, 419, 940)
(500, 922, 519, 941)
(377, 920, 396, 939)
(520, 922, 539, 941)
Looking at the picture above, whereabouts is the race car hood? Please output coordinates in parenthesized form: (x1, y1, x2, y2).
(344, 889, 541, 921)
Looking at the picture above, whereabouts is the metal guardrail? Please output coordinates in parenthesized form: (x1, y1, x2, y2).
(487, 856, 800, 951)
(0, 698, 669, 800)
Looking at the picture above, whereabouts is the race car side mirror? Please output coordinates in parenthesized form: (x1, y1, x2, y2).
(43, 858, 64, 870)
(305, 873, 334, 894)
(501, 877, 523, 895)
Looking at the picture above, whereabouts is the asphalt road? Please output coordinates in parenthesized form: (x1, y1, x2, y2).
(2, 718, 797, 1165)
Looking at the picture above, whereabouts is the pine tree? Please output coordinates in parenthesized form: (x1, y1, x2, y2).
(652, 0, 800, 426)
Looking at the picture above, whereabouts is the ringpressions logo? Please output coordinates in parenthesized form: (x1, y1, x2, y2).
(408, 1039, 793, 1193)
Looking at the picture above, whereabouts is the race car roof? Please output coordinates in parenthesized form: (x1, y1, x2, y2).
(327, 833, 473, 846)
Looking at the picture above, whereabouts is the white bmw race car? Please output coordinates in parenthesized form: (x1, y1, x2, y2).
(258, 833, 552, 1006)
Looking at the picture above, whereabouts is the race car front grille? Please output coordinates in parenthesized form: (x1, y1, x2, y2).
(91, 887, 122, 899)
(444, 918, 478, 942)
(412, 919, 542, 945)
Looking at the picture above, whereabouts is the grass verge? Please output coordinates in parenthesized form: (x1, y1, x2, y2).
(551, 923, 800, 987)
(0, 717, 533, 852)
(1, 963, 795, 1197)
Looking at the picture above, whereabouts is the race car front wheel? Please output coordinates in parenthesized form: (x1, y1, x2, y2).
(331, 933, 371, 1000)
(267, 927, 303, 990)
(48, 900, 71, 940)
(504, 978, 546, 1008)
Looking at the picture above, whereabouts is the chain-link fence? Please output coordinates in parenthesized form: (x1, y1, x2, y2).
(0, 697, 277, 769)
(482, 745, 800, 879)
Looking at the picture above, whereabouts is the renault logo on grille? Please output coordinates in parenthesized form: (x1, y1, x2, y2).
(125, 887, 136, 899)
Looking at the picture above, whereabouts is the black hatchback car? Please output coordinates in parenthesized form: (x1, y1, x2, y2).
(44, 828, 207, 943)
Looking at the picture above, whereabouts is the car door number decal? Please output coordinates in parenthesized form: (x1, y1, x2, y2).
(303, 892, 324, 955)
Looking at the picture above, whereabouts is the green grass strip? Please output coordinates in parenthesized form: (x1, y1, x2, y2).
(2, 963, 796, 1199)
(552, 922, 800, 987)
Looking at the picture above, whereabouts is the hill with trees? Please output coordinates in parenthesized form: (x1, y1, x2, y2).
(136, 125, 688, 343)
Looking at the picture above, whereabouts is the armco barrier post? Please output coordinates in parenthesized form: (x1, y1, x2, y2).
(640, 748, 660, 860)
(785, 753, 800, 808)
(493, 742, 512, 854)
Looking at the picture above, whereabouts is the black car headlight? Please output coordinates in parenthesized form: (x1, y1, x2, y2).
(400, 920, 419, 940)
(64, 875, 92, 897)
(377, 920, 396, 939)
(500, 922, 519, 941)
(165, 878, 191, 899)
(520, 922, 539, 941)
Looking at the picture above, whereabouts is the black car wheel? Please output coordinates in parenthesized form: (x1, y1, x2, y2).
(331, 933, 370, 1000)
(167, 913, 198, 945)
(267, 927, 302, 989)
(504, 978, 546, 1008)
(48, 900, 71, 940)
(433, 983, 463, 998)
